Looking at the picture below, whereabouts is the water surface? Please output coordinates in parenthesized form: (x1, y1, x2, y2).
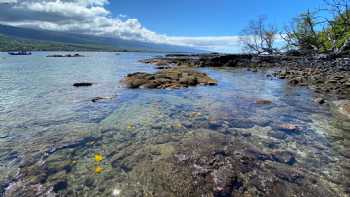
(0, 52, 349, 196)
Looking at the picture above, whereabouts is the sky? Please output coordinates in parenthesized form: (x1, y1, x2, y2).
(0, 0, 327, 52)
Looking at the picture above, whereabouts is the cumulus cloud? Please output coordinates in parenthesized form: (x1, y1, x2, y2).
(0, 0, 241, 52)
(0, 0, 17, 3)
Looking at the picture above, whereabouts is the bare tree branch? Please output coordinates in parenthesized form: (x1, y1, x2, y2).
(240, 16, 279, 54)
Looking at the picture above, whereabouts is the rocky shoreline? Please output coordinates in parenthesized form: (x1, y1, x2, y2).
(139, 53, 350, 131)
(141, 53, 350, 99)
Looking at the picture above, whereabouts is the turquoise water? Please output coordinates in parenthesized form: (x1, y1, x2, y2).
(0, 52, 349, 196)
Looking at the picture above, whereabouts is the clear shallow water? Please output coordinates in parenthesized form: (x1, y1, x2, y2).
(0, 52, 349, 196)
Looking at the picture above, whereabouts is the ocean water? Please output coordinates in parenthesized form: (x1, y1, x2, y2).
(0, 52, 349, 196)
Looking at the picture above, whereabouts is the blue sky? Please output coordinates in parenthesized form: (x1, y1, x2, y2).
(0, 0, 327, 52)
(107, 0, 326, 36)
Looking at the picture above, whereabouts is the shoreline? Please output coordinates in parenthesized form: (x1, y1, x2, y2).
(141, 53, 350, 100)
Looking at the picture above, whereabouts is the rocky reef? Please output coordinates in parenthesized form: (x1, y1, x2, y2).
(142, 53, 350, 99)
(47, 53, 84, 58)
(121, 67, 217, 89)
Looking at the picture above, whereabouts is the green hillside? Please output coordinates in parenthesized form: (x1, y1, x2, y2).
(0, 34, 130, 52)
(0, 25, 202, 52)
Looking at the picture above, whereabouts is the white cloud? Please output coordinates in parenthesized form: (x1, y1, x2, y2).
(19, 0, 110, 19)
(0, 0, 17, 3)
(0, 0, 242, 52)
(165, 36, 242, 53)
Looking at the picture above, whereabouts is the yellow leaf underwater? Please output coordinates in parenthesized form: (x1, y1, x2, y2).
(95, 166, 103, 174)
(127, 123, 134, 129)
(95, 153, 103, 162)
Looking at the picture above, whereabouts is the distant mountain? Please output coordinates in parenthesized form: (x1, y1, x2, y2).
(0, 24, 202, 52)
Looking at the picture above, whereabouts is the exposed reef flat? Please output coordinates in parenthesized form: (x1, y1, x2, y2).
(121, 67, 217, 89)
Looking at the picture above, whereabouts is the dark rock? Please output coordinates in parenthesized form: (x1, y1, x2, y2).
(84, 177, 95, 188)
(275, 169, 304, 185)
(272, 151, 296, 165)
(256, 99, 272, 105)
(288, 77, 303, 85)
(314, 98, 326, 104)
(0, 181, 9, 195)
(245, 146, 271, 161)
(91, 96, 114, 102)
(47, 54, 84, 58)
(53, 180, 68, 192)
(73, 82, 93, 87)
(111, 160, 131, 172)
(208, 120, 223, 130)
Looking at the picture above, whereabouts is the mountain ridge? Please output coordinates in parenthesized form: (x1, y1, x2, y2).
(0, 24, 202, 52)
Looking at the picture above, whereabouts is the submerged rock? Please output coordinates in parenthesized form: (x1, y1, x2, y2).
(272, 151, 297, 165)
(256, 99, 272, 105)
(0, 131, 9, 138)
(53, 180, 68, 192)
(277, 124, 301, 134)
(121, 68, 217, 89)
(91, 96, 114, 102)
(331, 100, 350, 131)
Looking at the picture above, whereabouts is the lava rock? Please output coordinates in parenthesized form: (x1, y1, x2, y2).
(256, 99, 272, 105)
(277, 124, 301, 134)
(314, 98, 326, 104)
(272, 151, 297, 165)
(331, 100, 350, 131)
(73, 82, 93, 87)
(53, 180, 68, 192)
(121, 68, 217, 89)
(91, 96, 114, 102)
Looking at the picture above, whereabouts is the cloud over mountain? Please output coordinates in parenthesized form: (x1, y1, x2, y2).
(0, 0, 241, 52)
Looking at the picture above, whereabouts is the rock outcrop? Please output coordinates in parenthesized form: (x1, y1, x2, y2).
(122, 68, 217, 89)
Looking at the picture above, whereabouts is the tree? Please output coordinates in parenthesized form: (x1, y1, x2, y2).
(281, 10, 322, 53)
(240, 16, 279, 54)
(320, 0, 350, 54)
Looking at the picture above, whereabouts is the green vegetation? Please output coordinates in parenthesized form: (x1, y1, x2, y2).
(0, 34, 129, 52)
(242, 0, 350, 55)
(319, 10, 350, 52)
(0, 24, 200, 53)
